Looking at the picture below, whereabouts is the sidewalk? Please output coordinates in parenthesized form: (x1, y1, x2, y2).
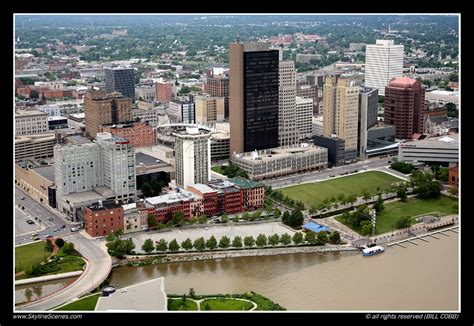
(15, 270, 83, 286)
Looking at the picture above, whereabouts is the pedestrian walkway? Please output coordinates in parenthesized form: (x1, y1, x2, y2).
(169, 297, 257, 311)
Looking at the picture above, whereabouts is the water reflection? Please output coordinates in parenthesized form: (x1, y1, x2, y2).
(15, 277, 76, 305)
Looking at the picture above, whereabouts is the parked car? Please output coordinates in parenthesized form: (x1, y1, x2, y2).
(71, 227, 79, 232)
(32, 237, 40, 241)
(44, 234, 53, 238)
(61, 225, 66, 229)
(20, 197, 25, 200)
(26, 219, 34, 225)
(48, 217, 54, 222)
(31, 233, 39, 237)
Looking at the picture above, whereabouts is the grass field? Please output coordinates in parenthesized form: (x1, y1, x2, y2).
(15, 241, 51, 274)
(167, 298, 199, 311)
(211, 166, 225, 174)
(335, 195, 458, 235)
(55, 294, 100, 311)
(201, 298, 254, 311)
(279, 171, 402, 208)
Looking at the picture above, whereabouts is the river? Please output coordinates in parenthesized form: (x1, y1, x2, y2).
(15, 277, 77, 306)
(110, 232, 459, 311)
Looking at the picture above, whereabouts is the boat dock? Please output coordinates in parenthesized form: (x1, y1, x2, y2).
(387, 225, 459, 248)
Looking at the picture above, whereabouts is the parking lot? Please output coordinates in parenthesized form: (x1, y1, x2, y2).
(131, 222, 297, 253)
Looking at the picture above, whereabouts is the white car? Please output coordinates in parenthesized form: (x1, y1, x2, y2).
(71, 227, 79, 232)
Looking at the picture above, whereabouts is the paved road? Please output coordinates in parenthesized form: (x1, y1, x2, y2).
(263, 155, 400, 189)
(15, 187, 79, 246)
(16, 233, 112, 311)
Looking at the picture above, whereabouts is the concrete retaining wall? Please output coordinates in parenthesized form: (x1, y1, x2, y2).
(15, 270, 83, 286)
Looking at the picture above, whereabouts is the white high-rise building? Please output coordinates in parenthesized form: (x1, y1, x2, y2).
(365, 40, 404, 96)
(296, 96, 313, 139)
(174, 127, 211, 188)
(96, 132, 136, 201)
(54, 142, 102, 197)
(278, 60, 298, 146)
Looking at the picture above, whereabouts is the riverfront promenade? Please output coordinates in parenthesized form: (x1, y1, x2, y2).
(16, 234, 111, 311)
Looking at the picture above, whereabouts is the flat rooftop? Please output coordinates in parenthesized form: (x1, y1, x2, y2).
(400, 133, 459, 148)
(95, 277, 167, 311)
(146, 189, 198, 206)
(31, 165, 55, 182)
(188, 183, 216, 194)
(135, 152, 164, 167)
(234, 144, 327, 162)
(15, 109, 48, 117)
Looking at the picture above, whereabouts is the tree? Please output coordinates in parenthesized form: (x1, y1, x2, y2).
(155, 239, 168, 252)
(251, 209, 261, 221)
(188, 288, 196, 299)
(410, 171, 442, 199)
(360, 221, 372, 236)
(232, 215, 239, 223)
(172, 211, 185, 226)
(30, 90, 39, 99)
(317, 232, 328, 245)
(141, 183, 153, 197)
(347, 194, 358, 206)
(373, 195, 384, 213)
(395, 216, 412, 229)
(273, 208, 281, 219)
(62, 242, 75, 255)
(328, 231, 341, 244)
(244, 236, 255, 248)
(232, 236, 243, 248)
(268, 234, 280, 247)
(282, 211, 290, 225)
(198, 215, 208, 224)
(242, 212, 250, 221)
(280, 233, 292, 246)
(396, 186, 407, 202)
(181, 238, 193, 251)
(193, 237, 206, 251)
(218, 236, 231, 249)
(54, 238, 65, 248)
(147, 214, 157, 229)
(206, 235, 217, 250)
(305, 231, 317, 244)
(221, 214, 229, 224)
(168, 239, 180, 252)
(292, 232, 304, 245)
(337, 193, 345, 203)
(255, 234, 267, 247)
(142, 239, 155, 254)
(287, 209, 304, 228)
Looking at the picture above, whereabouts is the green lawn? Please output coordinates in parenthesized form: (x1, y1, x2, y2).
(211, 166, 225, 174)
(248, 292, 286, 311)
(201, 298, 254, 311)
(279, 171, 402, 208)
(55, 294, 100, 311)
(335, 196, 458, 235)
(15, 241, 51, 274)
(167, 298, 198, 311)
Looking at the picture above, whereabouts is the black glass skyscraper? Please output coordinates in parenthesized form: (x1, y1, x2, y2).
(105, 67, 135, 101)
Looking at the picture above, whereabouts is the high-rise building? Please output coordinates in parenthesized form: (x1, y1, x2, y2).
(96, 132, 136, 201)
(15, 109, 49, 135)
(84, 90, 132, 138)
(54, 142, 102, 210)
(384, 77, 425, 139)
(365, 40, 404, 96)
(174, 127, 211, 188)
(168, 100, 195, 124)
(295, 96, 313, 139)
(156, 81, 174, 103)
(358, 86, 379, 157)
(194, 95, 225, 124)
(229, 42, 279, 154)
(278, 60, 298, 146)
(323, 77, 359, 161)
(104, 67, 135, 101)
(205, 74, 229, 119)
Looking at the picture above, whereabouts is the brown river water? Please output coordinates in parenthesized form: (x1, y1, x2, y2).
(109, 232, 459, 311)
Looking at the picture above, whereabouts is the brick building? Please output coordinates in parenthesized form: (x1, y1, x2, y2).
(449, 165, 459, 188)
(84, 201, 124, 237)
(187, 184, 218, 216)
(156, 81, 174, 103)
(100, 121, 156, 148)
(228, 177, 264, 210)
(205, 74, 229, 119)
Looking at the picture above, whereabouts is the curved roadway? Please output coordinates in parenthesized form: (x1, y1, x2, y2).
(16, 234, 111, 311)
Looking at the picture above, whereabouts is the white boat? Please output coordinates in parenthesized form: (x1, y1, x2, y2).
(362, 245, 385, 256)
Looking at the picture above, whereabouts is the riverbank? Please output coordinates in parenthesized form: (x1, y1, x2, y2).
(116, 244, 357, 267)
